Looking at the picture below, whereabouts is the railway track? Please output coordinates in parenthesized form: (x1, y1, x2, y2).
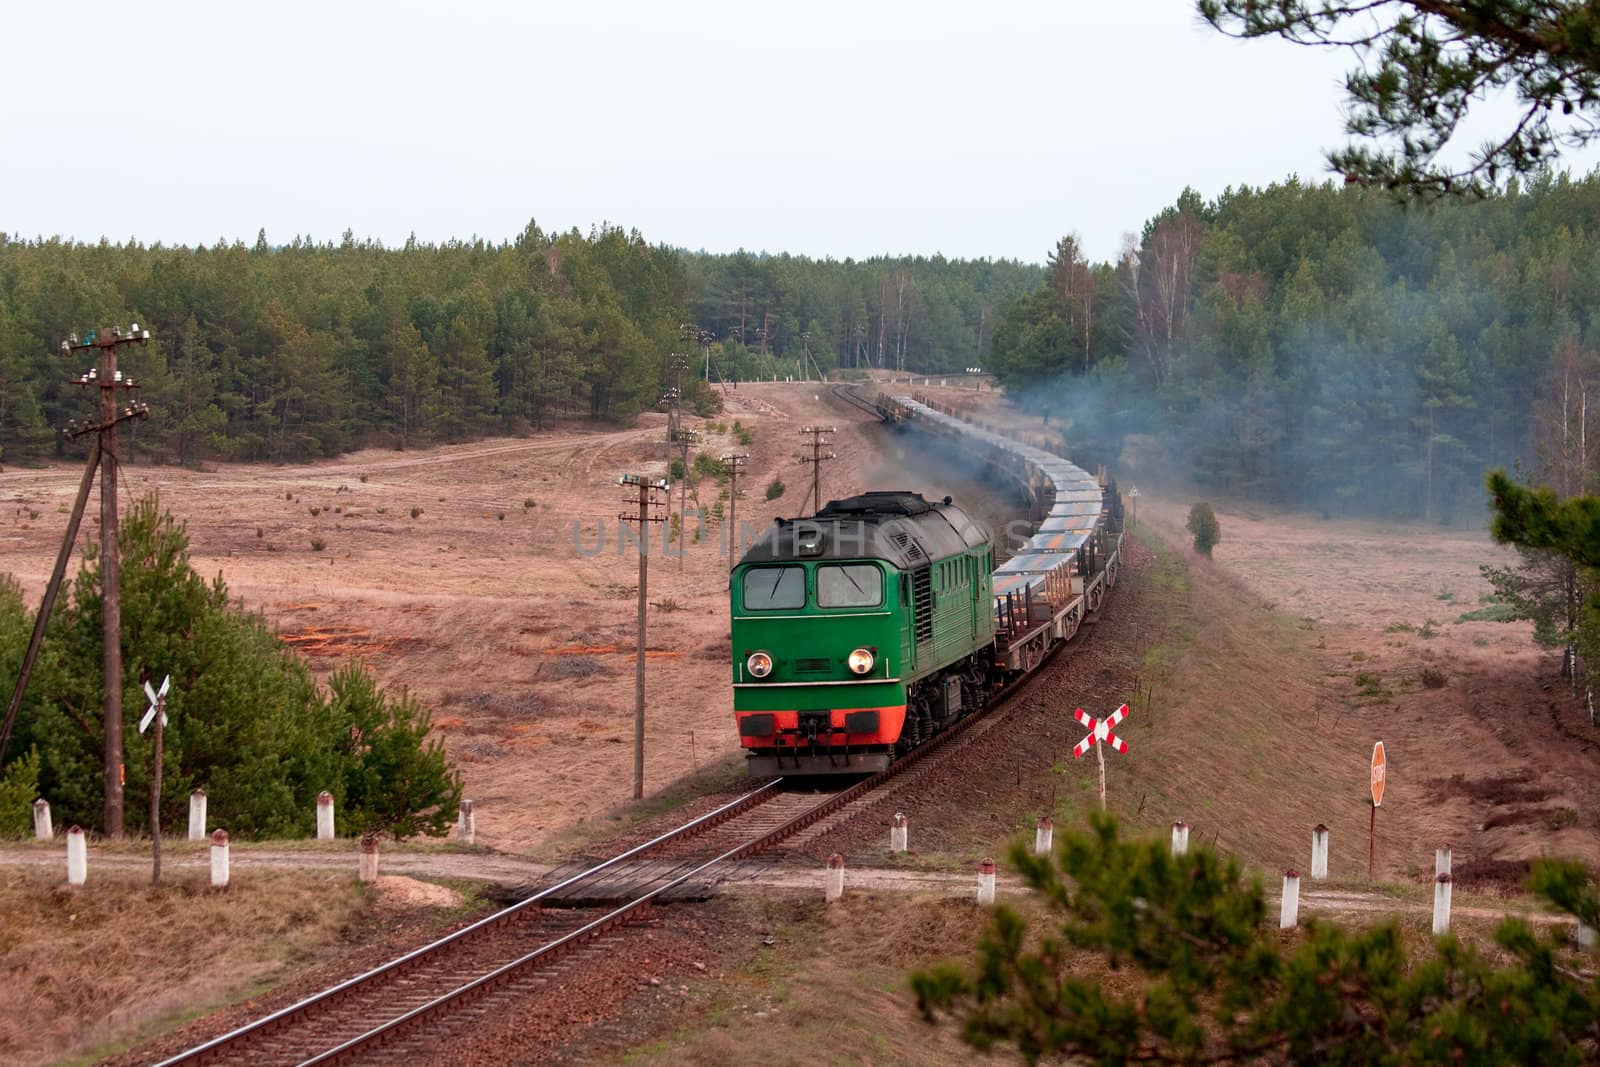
(152, 389, 1118, 1065)
(151, 621, 1091, 1067)
(829, 382, 886, 418)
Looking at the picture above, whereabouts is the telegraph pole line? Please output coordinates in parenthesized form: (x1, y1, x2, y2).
(618, 474, 668, 800)
(67, 325, 150, 838)
(722, 452, 749, 571)
(797, 425, 836, 516)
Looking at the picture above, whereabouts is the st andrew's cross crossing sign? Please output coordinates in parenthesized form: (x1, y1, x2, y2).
(139, 675, 170, 734)
(1072, 704, 1129, 758)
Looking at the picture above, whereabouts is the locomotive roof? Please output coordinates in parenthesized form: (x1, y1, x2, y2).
(738, 491, 990, 569)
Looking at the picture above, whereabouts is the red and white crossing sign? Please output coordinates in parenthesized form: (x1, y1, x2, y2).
(1072, 704, 1129, 758)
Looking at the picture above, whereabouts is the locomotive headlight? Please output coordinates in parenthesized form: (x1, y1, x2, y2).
(747, 651, 773, 679)
(847, 648, 875, 675)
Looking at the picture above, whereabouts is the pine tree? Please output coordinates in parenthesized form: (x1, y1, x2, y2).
(914, 815, 1600, 1065)
(1187, 502, 1221, 557)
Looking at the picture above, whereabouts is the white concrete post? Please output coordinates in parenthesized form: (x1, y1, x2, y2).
(889, 812, 908, 854)
(1578, 921, 1597, 953)
(1280, 869, 1301, 929)
(1433, 873, 1453, 935)
(457, 799, 475, 844)
(1171, 820, 1189, 856)
(1435, 846, 1452, 879)
(1311, 824, 1330, 880)
(359, 835, 380, 882)
(824, 853, 845, 903)
(977, 858, 997, 905)
(210, 829, 230, 888)
(32, 799, 51, 840)
(1033, 816, 1054, 856)
(316, 791, 335, 840)
(188, 789, 207, 841)
(66, 825, 86, 886)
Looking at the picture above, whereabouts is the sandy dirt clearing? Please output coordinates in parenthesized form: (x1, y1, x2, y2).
(0, 382, 1022, 853)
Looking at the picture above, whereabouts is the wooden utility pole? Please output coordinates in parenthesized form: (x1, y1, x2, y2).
(722, 452, 749, 571)
(797, 425, 836, 516)
(618, 475, 667, 800)
(68, 326, 150, 838)
(668, 354, 692, 571)
(676, 427, 700, 572)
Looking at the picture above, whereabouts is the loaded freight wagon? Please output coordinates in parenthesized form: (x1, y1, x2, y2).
(729, 395, 1123, 776)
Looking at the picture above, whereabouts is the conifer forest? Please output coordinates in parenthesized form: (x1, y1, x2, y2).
(5, 175, 1600, 526)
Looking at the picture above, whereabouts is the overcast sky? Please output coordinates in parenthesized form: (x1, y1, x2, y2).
(6, 0, 1594, 265)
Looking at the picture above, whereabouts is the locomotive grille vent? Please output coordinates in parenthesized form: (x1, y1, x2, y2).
(903, 541, 926, 562)
(889, 531, 910, 548)
(911, 566, 935, 646)
(795, 657, 832, 674)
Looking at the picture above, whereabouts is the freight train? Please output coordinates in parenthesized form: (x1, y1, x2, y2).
(729, 395, 1124, 775)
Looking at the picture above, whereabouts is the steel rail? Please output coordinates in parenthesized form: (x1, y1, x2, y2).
(829, 383, 885, 418)
(160, 558, 1115, 1065)
(295, 694, 1033, 1064)
(154, 780, 783, 1067)
(161, 390, 1124, 1066)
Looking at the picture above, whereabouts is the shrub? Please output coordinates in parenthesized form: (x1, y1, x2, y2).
(309, 506, 321, 517)
(766, 477, 786, 501)
(0, 494, 462, 839)
(1186, 502, 1221, 557)
(0, 748, 40, 837)
(669, 459, 686, 481)
(694, 453, 729, 480)
(410, 506, 423, 519)
(1421, 667, 1447, 688)
(913, 814, 1600, 1064)
(322, 665, 462, 839)
(310, 538, 326, 552)
(524, 498, 536, 509)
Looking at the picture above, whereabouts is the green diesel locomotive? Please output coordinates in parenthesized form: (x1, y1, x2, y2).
(730, 491, 996, 774)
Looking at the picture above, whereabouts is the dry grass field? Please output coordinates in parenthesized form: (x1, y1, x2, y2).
(6, 378, 1600, 1065)
(0, 382, 1012, 853)
(0, 865, 376, 1066)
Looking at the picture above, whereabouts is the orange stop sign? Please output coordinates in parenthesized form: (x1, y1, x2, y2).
(1371, 741, 1386, 807)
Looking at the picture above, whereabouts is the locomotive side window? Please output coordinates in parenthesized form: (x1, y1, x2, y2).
(816, 563, 883, 608)
(742, 566, 806, 610)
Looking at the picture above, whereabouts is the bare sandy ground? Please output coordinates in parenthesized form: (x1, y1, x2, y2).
(7, 376, 1596, 885)
(0, 382, 1006, 852)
